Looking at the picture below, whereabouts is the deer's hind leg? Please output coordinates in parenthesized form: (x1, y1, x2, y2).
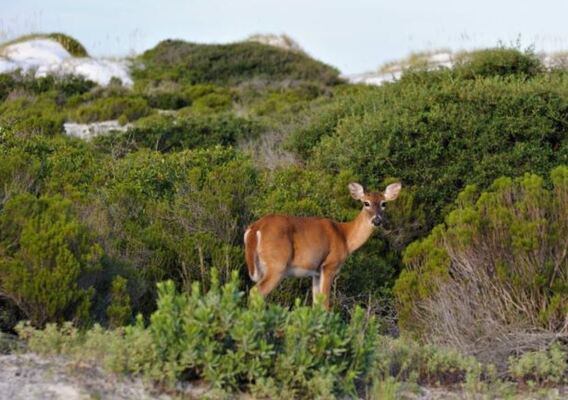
(256, 269, 284, 296)
(254, 229, 291, 297)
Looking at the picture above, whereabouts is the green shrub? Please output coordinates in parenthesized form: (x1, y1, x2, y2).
(106, 276, 132, 328)
(143, 90, 189, 110)
(19, 271, 378, 398)
(248, 85, 323, 116)
(98, 147, 258, 301)
(120, 112, 261, 152)
(0, 193, 102, 327)
(374, 336, 485, 386)
(0, 130, 106, 199)
(298, 71, 568, 241)
(73, 96, 151, 123)
(134, 39, 342, 86)
(0, 95, 66, 136)
(454, 47, 543, 79)
(0, 73, 16, 101)
(0, 136, 42, 205)
(394, 167, 568, 366)
(508, 344, 567, 385)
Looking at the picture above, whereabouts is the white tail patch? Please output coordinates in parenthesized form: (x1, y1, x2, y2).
(251, 230, 264, 282)
(244, 228, 251, 244)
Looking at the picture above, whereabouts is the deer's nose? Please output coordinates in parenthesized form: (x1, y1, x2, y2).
(371, 215, 383, 226)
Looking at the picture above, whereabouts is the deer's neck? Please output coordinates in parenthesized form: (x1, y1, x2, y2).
(339, 210, 374, 254)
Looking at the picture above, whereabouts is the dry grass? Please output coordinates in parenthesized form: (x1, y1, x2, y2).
(404, 172, 568, 370)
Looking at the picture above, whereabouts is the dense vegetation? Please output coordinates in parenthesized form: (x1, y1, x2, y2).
(395, 168, 568, 366)
(0, 34, 567, 396)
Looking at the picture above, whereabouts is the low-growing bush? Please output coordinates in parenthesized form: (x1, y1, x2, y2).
(73, 96, 151, 123)
(18, 271, 378, 398)
(453, 47, 543, 79)
(508, 344, 567, 386)
(373, 336, 489, 390)
(0, 74, 16, 101)
(0, 95, 66, 136)
(120, 112, 261, 152)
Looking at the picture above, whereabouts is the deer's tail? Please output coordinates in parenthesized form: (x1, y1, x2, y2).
(244, 227, 262, 282)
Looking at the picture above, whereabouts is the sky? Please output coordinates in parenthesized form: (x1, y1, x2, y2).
(2, 0, 568, 74)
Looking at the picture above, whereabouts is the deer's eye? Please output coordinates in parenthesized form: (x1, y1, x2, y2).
(380, 201, 386, 209)
(363, 201, 370, 207)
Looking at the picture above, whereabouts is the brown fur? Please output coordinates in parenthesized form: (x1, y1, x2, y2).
(244, 182, 401, 309)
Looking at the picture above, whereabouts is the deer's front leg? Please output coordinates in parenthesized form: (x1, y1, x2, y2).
(312, 273, 321, 303)
(319, 263, 339, 310)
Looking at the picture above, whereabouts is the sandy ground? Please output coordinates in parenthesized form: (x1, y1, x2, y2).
(0, 351, 565, 399)
(0, 353, 169, 400)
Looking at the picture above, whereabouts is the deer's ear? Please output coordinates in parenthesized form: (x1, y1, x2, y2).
(384, 182, 402, 201)
(348, 182, 365, 200)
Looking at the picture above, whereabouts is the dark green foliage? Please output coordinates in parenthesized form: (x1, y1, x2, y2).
(0, 72, 95, 137)
(0, 74, 16, 102)
(73, 96, 151, 123)
(286, 84, 376, 159)
(453, 47, 543, 79)
(0, 93, 66, 136)
(116, 112, 262, 152)
(106, 276, 132, 328)
(143, 90, 189, 110)
(0, 194, 102, 327)
(0, 130, 108, 198)
(298, 73, 568, 238)
(134, 39, 342, 86)
(97, 147, 258, 302)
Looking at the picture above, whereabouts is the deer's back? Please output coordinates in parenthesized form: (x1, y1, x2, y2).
(248, 214, 348, 272)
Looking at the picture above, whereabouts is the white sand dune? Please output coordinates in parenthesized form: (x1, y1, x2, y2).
(0, 38, 133, 87)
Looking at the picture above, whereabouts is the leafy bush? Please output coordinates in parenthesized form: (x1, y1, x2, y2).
(106, 276, 132, 328)
(298, 71, 568, 240)
(19, 271, 378, 398)
(395, 167, 568, 366)
(0, 74, 16, 101)
(97, 147, 258, 302)
(373, 336, 486, 386)
(0, 194, 102, 327)
(453, 47, 543, 79)
(73, 96, 151, 123)
(134, 39, 342, 86)
(118, 112, 261, 152)
(0, 95, 66, 136)
(508, 344, 567, 385)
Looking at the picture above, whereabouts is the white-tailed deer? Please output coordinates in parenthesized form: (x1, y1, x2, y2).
(244, 182, 401, 309)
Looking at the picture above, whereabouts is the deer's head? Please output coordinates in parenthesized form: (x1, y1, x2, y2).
(348, 182, 402, 227)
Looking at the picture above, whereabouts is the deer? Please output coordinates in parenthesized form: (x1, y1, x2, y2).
(244, 182, 401, 309)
